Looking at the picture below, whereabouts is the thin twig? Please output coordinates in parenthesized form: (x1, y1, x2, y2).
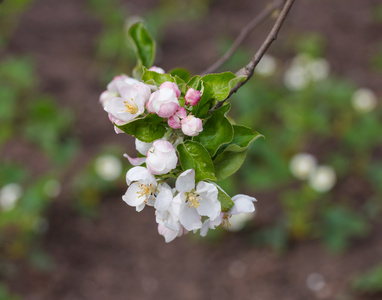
(201, 0, 284, 75)
(210, 0, 295, 112)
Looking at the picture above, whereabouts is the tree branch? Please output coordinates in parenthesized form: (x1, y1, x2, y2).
(201, 0, 284, 75)
(210, 0, 295, 112)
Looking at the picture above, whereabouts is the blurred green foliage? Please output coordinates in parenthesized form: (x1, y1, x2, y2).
(352, 264, 382, 294)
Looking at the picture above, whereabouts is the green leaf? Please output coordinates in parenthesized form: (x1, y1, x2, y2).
(116, 114, 166, 143)
(177, 141, 216, 182)
(128, 22, 155, 69)
(213, 149, 247, 181)
(216, 185, 234, 212)
(201, 72, 247, 101)
(187, 75, 202, 90)
(192, 81, 215, 118)
(141, 68, 174, 86)
(169, 68, 190, 82)
(224, 125, 263, 152)
(193, 103, 233, 156)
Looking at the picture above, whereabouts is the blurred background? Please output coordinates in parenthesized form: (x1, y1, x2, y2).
(0, 0, 382, 299)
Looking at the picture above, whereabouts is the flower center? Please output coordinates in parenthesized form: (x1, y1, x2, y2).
(137, 183, 155, 203)
(185, 191, 201, 208)
(124, 98, 138, 114)
(221, 214, 232, 228)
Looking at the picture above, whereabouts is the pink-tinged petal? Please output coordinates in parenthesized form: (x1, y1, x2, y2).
(157, 102, 179, 118)
(123, 154, 146, 166)
(158, 224, 179, 243)
(185, 88, 201, 106)
(230, 194, 257, 215)
(154, 185, 173, 211)
(175, 107, 187, 119)
(168, 115, 181, 129)
(160, 82, 181, 98)
(149, 66, 165, 74)
(179, 203, 202, 231)
(175, 169, 195, 193)
(135, 139, 152, 156)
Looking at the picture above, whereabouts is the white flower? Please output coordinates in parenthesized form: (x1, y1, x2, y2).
(158, 223, 186, 243)
(160, 81, 181, 98)
(147, 88, 180, 118)
(0, 183, 23, 211)
(146, 140, 178, 175)
(155, 188, 182, 231)
(289, 153, 317, 180)
(309, 165, 336, 193)
(123, 166, 171, 212)
(174, 169, 221, 231)
(284, 64, 309, 91)
(99, 75, 140, 106)
(307, 58, 330, 81)
(181, 115, 203, 137)
(95, 155, 122, 181)
(352, 88, 377, 113)
(104, 82, 145, 123)
(200, 193, 256, 236)
(255, 54, 277, 77)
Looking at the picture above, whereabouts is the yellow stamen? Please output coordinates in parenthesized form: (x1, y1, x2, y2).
(186, 192, 201, 208)
(124, 98, 138, 114)
(137, 183, 154, 202)
(222, 214, 232, 228)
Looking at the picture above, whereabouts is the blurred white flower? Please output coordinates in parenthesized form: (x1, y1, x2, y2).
(284, 54, 330, 90)
(290, 153, 317, 180)
(308, 58, 330, 81)
(352, 88, 378, 113)
(95, 155, 122, 181)
(309, 165, 336, 193)
(255, 54, 277, 77)
(0, 183, 23, 211)
(306, 273, 326, 292)
(43, 179, 61, 198)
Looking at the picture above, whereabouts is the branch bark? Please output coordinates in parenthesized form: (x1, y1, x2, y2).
(201, 0, 284, 75)
(210, 0, 296, 112)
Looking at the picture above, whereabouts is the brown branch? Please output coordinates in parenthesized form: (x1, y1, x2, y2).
(210, 0, 295, 112)
(201, 0, 284, 75)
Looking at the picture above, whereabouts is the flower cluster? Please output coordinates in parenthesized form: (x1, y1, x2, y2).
(99, 66, 260, 242)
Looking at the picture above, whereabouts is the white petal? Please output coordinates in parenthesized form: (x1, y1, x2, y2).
(158, 224, 180, 243)
(230, 194, 257, 215)
(126, 166, 156, 186)
(122, 182, 144, 207)
(175, 169, 195, 193)
(179, 203, 202, 231)
(154, 185, 173, 211)
(196, 182, 221, 219)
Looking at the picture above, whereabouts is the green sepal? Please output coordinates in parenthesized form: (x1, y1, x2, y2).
(116, 114, 166, 143)
(201, 72, 247, 101)
(193, 103, 233, 156)
(128, 22, 156, 71)
(177, 140, 217, 182)
(216, 185, 234, 212)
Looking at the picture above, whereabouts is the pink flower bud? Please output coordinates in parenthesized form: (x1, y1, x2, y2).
(181, 115, 203, 136)
(185, 88, 201, 106)
(175, 106, 187, 119)
(160, 82, 181, 98)
(146, 140, 178, 175)
(168, 115, 181, 129)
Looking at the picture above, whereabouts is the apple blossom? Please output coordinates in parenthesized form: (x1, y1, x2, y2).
(146, 140, 178, 175)
(104, 82, 145, 123)
(147, 88, 180, 118)
(181, 115, 203, 136)
(135, 138, 153, 156)
(158, 223, 187, 243)
(185, 88, 201, 106)
(123, 166, 172, 212)
(160, 81, 181, 98)
(174, 169, 221, 231)
(99, 74, 140, 106)
(149, 66, 165, 74)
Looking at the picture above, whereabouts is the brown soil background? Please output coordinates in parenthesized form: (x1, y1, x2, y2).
(4, 0, 382, 299)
